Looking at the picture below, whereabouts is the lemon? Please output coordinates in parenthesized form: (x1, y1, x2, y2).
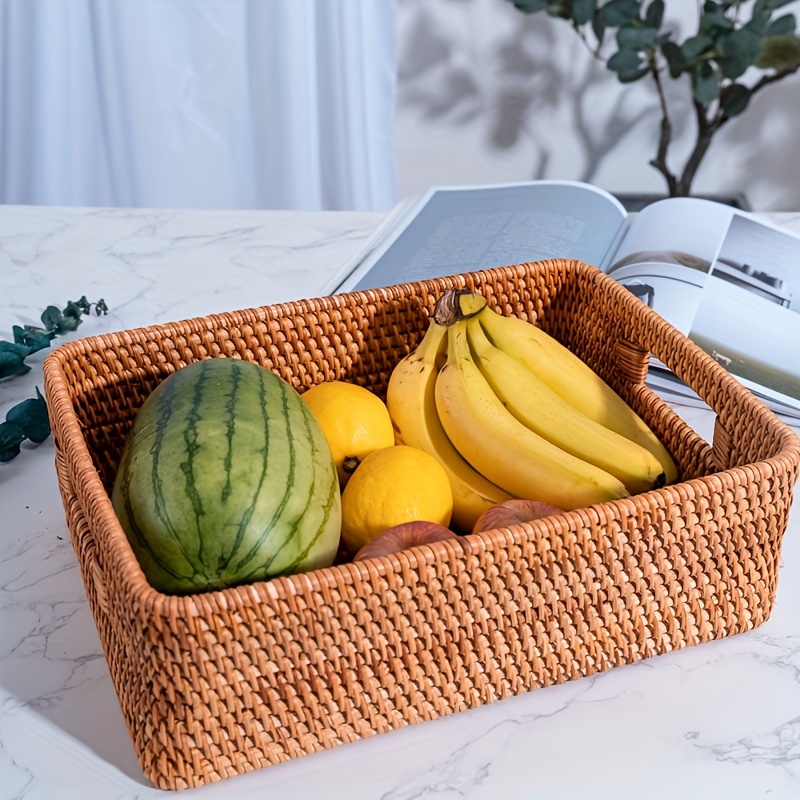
(340, 445, 453, 553)
(301, 380, 395, 486)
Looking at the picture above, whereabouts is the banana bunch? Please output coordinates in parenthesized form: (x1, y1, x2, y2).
(386, 288, 678, 531)
(386, 315, 514, 532)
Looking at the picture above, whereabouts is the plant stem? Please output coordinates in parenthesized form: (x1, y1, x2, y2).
(674, 101, 717, 197)
(674, 65, 799, 197)
(647, 52, 679, 196)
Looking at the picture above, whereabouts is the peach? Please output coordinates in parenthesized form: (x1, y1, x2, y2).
(471, 498, 564, 534)
(353, 520, 457, 561)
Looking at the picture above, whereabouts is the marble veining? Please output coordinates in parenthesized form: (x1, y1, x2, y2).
(1, 205, 799, 800)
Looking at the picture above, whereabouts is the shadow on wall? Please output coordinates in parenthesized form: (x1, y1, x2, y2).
(721, 79, 800, 211)
(396, 0, 658, 184)
(394, 0, 800, 211)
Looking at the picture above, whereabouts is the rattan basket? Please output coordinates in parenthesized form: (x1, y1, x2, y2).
(43, 260, 800, 791)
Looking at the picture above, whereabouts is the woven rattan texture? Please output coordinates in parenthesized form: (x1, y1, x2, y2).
(44, 260, 800, 790)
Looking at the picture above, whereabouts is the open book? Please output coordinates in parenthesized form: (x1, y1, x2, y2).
(325, 180, 800, 420)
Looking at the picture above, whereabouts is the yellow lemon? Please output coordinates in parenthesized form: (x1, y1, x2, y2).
(340, 445, 453, 553)
(301, 380, 395, 486)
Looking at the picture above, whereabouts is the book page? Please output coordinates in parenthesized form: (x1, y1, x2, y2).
(605, 197, 735, 334)
(332, 181, 627, 293)
(608, 198, 800, 413)
(688, 214, 800, 411)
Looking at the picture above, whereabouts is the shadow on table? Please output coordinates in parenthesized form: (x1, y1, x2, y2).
(0, 444, 150, 787)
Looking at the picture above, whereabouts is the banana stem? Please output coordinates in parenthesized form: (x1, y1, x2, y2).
(433, 288, 488, 327)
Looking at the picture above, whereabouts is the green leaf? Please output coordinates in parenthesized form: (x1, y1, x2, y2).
(597, 0, 640, 29)
(608, 48, 645, 72)
(54, 315, 82, 335)
(75, 296, 93, 314)
(572, 0, 596, 25)
(644, 0, 664, 29)
(718, 55, 752, 80)
(618, 65, 651, 82)
(767, 15, 797, 37)
(617, 25, 659, 50)
(757, 33, 800, 71)
(693, 61, 721, 104)
(681, 34, 714, 62)
(510, 0, 549, 12)
(705, 2, 749, 26)
(720, 83, 752, 118)
(700, 6, 733, 33)
(0, 341, 33, 380)
(40, 305, 63, 332)
(745, 9, 771, 37)
(0, 340, 32, 356)
(718, 28, 764, 78)
(661, 40, 686, 77)
(13, 325, 54, 354)
(0, 351, 31, 380)
(62, 300, 84, 319)
(0, 422, 26, 462)
(592, 14, 606, 41)
(6, 388, 51, 444)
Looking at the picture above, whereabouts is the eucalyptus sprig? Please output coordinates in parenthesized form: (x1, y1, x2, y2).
(0, 388, 50, 462)
(1, 296, 109, 380)
(0, 296, 108, 462)
(507, 0, 800, 198)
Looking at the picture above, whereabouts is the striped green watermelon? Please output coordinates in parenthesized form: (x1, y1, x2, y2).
(111, 358, 341, 594)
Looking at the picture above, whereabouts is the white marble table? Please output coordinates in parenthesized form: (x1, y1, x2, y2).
(1, 205, 799, 800)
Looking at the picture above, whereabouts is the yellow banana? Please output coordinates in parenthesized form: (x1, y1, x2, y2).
(434, 322, 630, 511)
(476, 301, 678, 484)
(386, 318, 514, 533)
(466, 317, 665, 495)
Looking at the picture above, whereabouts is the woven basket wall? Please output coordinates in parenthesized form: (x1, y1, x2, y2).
(43, 260, 800, 790)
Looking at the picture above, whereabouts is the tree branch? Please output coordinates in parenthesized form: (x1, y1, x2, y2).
(675, 100, 716, 196)
(674, 66, 800, 195)
(750, 65, 800, 94)
(646, 53, 678, 196)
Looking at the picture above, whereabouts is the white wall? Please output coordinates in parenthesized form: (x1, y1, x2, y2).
(394, 0, 800, 211)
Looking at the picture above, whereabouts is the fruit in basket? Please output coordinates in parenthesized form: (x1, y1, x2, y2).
(465, 316, 666, 494)
(111, 358, 341, 594)
(434, 320, 630, 510)
(340, 444, 453, 553)
(473, 293, 678, 484)
(471, 498, 564, 535)
(386, 315, 513, 534)
(353, 520, 457, 561)
(385, 285, 679, 521)
(301, 380, 395, 487)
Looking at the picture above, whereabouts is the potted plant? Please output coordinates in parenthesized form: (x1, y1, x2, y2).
(506, 0, 800, 200)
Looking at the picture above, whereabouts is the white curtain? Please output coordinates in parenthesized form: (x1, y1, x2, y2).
(0, 0, 398, 211)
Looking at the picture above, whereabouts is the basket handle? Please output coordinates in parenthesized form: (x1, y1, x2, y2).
(614, 338, 650, 386)
(616, 335, 737, 475)
(712, 416, 735, 471)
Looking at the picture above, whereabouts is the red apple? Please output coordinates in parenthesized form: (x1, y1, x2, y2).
(471, 498, 564, 534)
(353, 521, 457, 561)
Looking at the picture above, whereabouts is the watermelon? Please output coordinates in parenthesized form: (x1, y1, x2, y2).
(111, 358, 341, 594)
